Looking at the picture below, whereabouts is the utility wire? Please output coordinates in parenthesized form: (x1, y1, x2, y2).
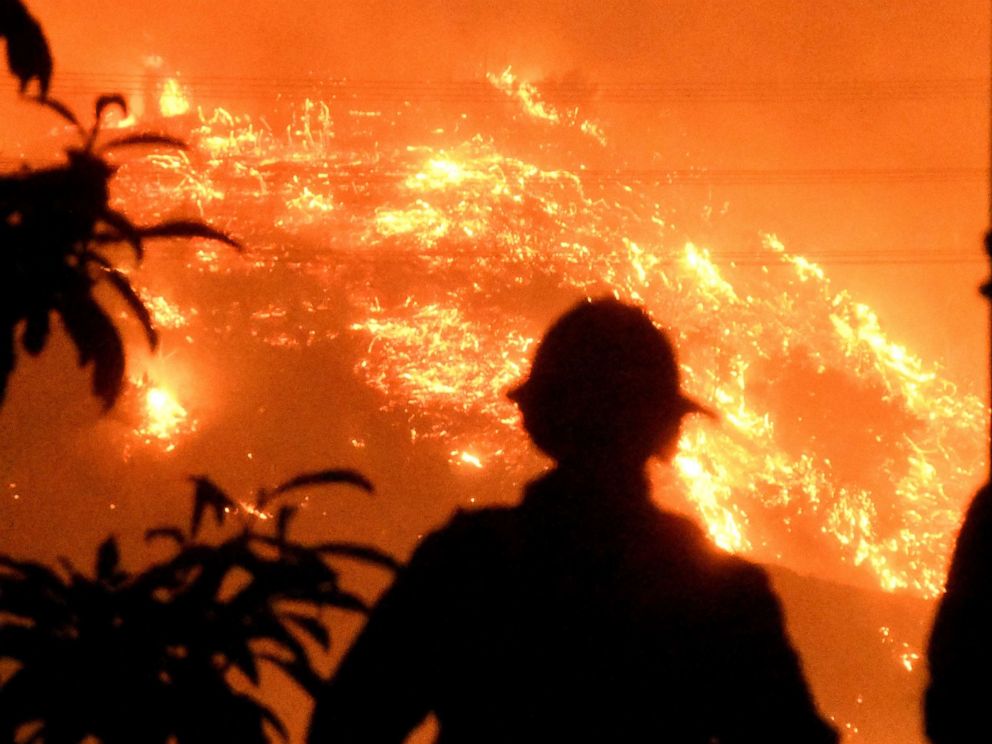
(43, 72, 991, 103)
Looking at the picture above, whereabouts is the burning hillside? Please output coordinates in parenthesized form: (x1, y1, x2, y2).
(87, 68, 986, 604)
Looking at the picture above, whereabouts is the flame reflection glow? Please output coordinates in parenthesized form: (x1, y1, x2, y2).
(132, 378, 196, 452)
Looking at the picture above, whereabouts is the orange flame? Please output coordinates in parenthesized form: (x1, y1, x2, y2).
(116, 69, 985, 600)
(159, 78, 191, 118)
(131, 376, 197, 453)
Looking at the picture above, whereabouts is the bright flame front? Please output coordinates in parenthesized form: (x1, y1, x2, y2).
(132, 378, 196, 453)
(110, 67, 985, 603)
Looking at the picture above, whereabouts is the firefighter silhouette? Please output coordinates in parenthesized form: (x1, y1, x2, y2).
(309, 297, 837, 743)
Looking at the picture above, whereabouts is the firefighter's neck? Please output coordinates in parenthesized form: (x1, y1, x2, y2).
(554, 451, 650, 493)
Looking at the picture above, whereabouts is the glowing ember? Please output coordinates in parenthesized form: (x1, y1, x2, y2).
(350, 303, 533, 432)
(139, 291, 191, 329)
(159, 77, 191, 118)
(488, 67, 563, 125)
(112, 68, 984, 601)
(488, 67, 607, 145)
(237, 501, 272, 521)
(454, 451, 485, 469)
(879, 626, 923, 675)
(132, 379, 196, 452)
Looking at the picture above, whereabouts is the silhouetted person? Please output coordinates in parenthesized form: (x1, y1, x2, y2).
(925, 483, 992, 743)
(309, 297, 837, 743)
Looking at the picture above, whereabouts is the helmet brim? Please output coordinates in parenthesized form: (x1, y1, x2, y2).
(507, 381, 718, 421)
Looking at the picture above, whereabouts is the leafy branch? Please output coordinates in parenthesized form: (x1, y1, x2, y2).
(0, 468, 395, 743)
(0, 92, 241, 410)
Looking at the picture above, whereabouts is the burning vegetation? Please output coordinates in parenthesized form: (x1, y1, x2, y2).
(0, 5, 985, 735)
(100, 69, 984, 603)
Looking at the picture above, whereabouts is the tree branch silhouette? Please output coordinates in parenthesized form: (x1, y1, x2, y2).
(0, 0, 51, 97)
(0, 471, 394, 743)
(0, 6, 239, 410)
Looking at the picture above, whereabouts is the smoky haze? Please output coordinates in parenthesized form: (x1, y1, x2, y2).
(30, 1, 988, 81)
(12, 0, 986, 379)
(1, 3, 990, 743)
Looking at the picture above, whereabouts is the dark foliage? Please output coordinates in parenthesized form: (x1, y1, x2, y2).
(0, 92, 240, 410)
(0, 0, 51, 97)
(0, 469, 396, 743)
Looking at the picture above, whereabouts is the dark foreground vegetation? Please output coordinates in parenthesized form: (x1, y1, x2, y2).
(0, 4, 393, 742)
(0, 471, 396, 743)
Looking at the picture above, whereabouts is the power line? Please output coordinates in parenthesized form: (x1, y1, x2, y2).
(44, 72, 991, 104)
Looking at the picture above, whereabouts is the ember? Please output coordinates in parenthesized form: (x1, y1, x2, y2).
(131, 376, 196, 452)
(107, 69, 985, 602)
(158, 77, 191, 118)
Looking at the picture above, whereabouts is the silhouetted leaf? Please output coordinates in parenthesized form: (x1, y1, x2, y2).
(62, 303, 122, 406)
(0, 461, 385, 740)
(321, 587, 370, 614)
(56, 556, 84, 584)
(252, 614, 308, 660)
(272, 469, 374, 496)
(239, 693, 288, 742)
(180, 555, 233, 606)
(57, 284, 124, 410)
(94, 93, 127, 122)
(79, 248, 113, 270)
(223, 636, 260, 685)
(254, 487, 273, 511)
(139, 220, 242, 249)
(0, 82, 242, 417)
(275, 505, 297, 544)
(0, 554, 67, 592)
(95, 537, 120, 583)
(0, 576, 67, 625)
(259, 652, 325, 698)
(90, 331, 125, 410)
(282, 612, 331, 649)
(99, 133, 187, 152)
(82, 94, 128, 151)
(0, 322, 14, 407)
(0, 590, 68, 638)
(129, 544, 216, 595)
(189, 476, 236, 537)
(102, 269, 157, 349)
(3, 4, 52, 98)
(98, 207, 143, 259)
(20, 309, 50, 355)
(31, 96, 82, 133)
(58, 289, 126, 408)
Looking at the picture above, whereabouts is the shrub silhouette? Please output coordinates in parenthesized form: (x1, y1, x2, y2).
(2, 9, 396, 742)
(0, 93, 240, 410)
(0, 0, 51, 97)
(0, 468, 397, 743)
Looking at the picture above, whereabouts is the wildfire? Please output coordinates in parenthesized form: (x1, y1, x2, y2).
(132, 378, 196, 452)
(138, 291, 191, 329)
(159, 77, 191, 118)
(488, 67, 607, 145)
(111, 68, 985, 602)
(879, 626, 923, 674)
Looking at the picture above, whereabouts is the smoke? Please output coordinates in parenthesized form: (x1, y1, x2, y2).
(24, 0, 986, 81)
(1, 5, 988, 740)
